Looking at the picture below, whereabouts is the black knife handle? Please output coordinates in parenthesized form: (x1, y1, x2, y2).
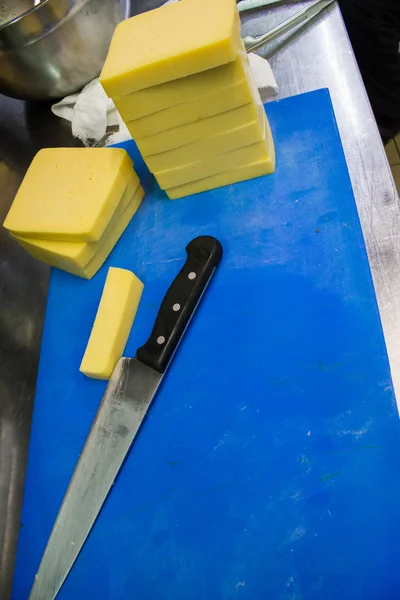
(136, 236, 223, 373)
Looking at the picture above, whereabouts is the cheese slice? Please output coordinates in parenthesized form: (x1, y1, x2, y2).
(100, 0, 241, 96)
(166, 158, 274, 199)
(136, 102, 261, 156)
(113, 52, 249, 120)
(23, 186, 145, 279)
(124, 78, 254, 138)
(155, 126, 272, 189)
(145, 108, 266, 172)
(15, 175, 140, 270)
(166, 121, 275, 199)
(80, 267, 144, 379)
(70, 187, 145, 280)
(3, 148, 134, 242)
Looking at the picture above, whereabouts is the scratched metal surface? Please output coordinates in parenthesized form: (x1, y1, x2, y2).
(1, 0, 400, 598)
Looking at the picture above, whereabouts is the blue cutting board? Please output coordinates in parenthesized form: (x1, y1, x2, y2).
(12, 89, 400, 600)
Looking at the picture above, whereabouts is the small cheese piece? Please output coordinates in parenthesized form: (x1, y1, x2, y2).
(100, 0, 241, 95)
(80, 267, 144, 379)
(136, 102, 261, 156)
(22, 186, 145, 279)
(15, 176, 141, 271)
(113, 53, 248, 120)
(154, 126, 271, 189)
(123, 79, 253, 138)
(145, 109, 266, 172)
(166, 121, 275, 199)
(3, 148, 134, 242)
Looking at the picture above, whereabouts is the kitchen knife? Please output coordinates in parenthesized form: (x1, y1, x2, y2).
(28, 235, 223, 600)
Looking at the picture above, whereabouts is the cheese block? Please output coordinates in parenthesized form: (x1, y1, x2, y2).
(123, 78, 254, 137)
(166, 157, 275, 199)
(166, 120, 275, 199)
(100, 0, 241, 96)
(113, 52, 249, 120)
(80, 267, 144, 379)
(15, 175, 140, 271)
(136, 102, 261, 156)
(71, 186, 145, 280)
(145, 108, 266, 172)
(167, 156, 275, 199)
(23, 186, 145, 279)
(154, 126, 272, 189)
(3, 148, 133, 242)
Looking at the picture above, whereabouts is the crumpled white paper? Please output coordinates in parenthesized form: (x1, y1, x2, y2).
(51, 78, 131, 147)
(248, 52, 278, 99)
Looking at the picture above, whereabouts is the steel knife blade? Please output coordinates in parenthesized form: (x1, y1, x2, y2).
(28, 235, 223, 600)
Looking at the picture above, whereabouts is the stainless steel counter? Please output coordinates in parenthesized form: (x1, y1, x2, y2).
(0, 2, 398, 598)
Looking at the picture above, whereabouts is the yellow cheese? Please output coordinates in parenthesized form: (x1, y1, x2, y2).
(167, 156, 275, 199)
(154, 126, 272, 189)
(124, 45, 258, 138)
(15, 176, 141, 271)
(113, 52, 248, 120)
(167, 121, 275, 199)
(136, 102, 261, 156)
(70, 187, 145, 280)
(3, 148, 134, 242)
(22, 186, 145, 279)
(80, 267, 144, 379)
(145, 109, 266, 172)
(123, 78, 254, 138)
(100, 0, 241, 96)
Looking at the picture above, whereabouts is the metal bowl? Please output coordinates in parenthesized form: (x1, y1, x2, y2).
(0, 0, 127, 101)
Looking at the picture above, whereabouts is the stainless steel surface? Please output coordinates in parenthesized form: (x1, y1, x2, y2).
(0, 0, 125, 100)
(0, 1, 35, 26)
(243, 0, 334, 52)
(29, 358, 162, 600)
(1, 1, 400, 598)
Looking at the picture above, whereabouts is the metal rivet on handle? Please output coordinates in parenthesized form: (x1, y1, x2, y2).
(188, 272, 196, 280)
(157, 336, 165, 345)
(172, 303, 181, 312)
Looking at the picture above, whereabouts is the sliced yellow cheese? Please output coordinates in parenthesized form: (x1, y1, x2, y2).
(113, 52, 249, 120)
(3, 148, 133, 242)
(100, 0, 241, 96)
(123, 78, 254, 138)
(136, 102, 261, 156)
(15, 175, 140, 271)
(166, 121, 275, 199)
(155, 125, 271, 189)
(145, 108, 266, 172)
(167, 157, 275, 199)
(23, 186, 145, 279)
(80, 267, 144, 379)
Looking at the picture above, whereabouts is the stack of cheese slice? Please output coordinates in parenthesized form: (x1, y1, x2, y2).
(3, 148, 144, 279)
(100, 0, 275, 200)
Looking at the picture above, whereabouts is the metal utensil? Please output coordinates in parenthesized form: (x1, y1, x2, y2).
(0, 0, 129, 101)
(28, 235, 223, 600)
(243, 0, 335, 53)
(238, 0, 290, 13)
